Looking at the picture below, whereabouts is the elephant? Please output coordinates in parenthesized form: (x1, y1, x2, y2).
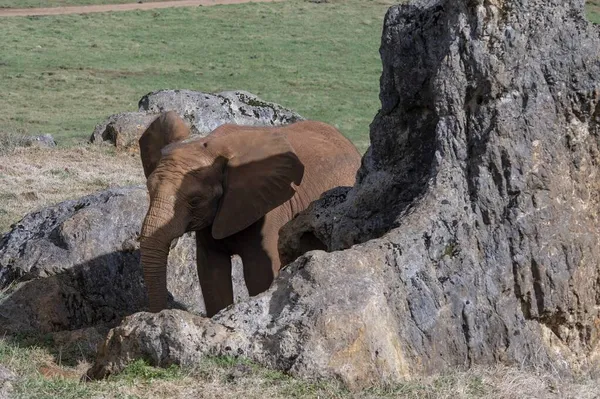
(138, 111, 362, 316)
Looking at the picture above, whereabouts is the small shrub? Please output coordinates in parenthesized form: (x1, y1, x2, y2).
(0, 131, 29, 155)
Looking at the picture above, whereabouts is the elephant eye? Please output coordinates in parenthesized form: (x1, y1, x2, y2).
(189, 197, 202, 208)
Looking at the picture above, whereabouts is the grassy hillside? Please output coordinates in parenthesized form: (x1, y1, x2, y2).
(0, 0, 391, 151)
(1, 0, 597, 151)
(0, 0, 169, 8)
(587, 0, 600, 22)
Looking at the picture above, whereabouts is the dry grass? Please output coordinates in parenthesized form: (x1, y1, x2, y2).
(0, 144, 145, 234)
(2, 332, 599, 399)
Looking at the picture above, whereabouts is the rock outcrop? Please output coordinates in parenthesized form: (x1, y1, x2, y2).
(88, 249, 412, 389)
(88, 0, 600, 388)
(278, 186, 350, 265)
(90, 112, 157, 149)
(90, 90, 303, 149)
(138, 90, 304, 134)
(0, 187, 247, 334)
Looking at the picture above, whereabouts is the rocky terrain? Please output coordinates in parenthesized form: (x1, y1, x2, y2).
(1, 0, 600, 392)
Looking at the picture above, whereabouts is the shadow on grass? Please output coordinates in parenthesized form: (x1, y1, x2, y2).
(0, 249, 154, 368)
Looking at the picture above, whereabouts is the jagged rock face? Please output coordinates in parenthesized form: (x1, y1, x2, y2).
(90, 90, 304, 149)
(89, 0, 600, 386)
(366, 0, 600, 371)
(287, 0, 600, 372)
(0, 187, 247, 333)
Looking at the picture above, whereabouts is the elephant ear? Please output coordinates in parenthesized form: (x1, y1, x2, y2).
(139, 111, 191, 178)
(211, 130, 304, 240)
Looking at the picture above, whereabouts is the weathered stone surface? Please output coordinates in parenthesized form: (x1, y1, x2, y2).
(138, 90, 304, 135)
(278, 186, 350, 265)
(90, 112, 127, 144)
(0, 364, 16, 399)
(86, 310, 231, 379)
(286, 0, 600, 375)
(88, 250, 409, 389)
(51, 325, 109, 362)
(90, 90, 304, 148)
(0, 187, 247, 334)
(89, 0, 600, 387)
(89, 112, 157, 150)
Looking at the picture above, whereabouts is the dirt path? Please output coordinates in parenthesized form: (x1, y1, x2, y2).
(0, 0, 276, 17)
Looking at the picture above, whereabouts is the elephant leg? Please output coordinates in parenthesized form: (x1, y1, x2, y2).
(196, 234, 233, 317)
(234, 213, 284, 297)
(242, 247, 277, 297)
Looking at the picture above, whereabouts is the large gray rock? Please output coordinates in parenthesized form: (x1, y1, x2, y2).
(138, 90, 304, 135)
(88, 0, 600, 387)
(23, 134, 57, 148)
(90, 90, 304, 148)
(286, 0, 600, 374)
(0, 187, 247, 334)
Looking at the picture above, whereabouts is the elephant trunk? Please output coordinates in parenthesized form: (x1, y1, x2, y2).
(140, 239, 169, 312)
(139, 195, 184, 313)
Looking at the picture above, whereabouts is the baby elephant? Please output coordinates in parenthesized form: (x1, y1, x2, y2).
(139, 111, 361, 316)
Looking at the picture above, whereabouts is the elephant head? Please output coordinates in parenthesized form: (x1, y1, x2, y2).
(138, 111, 304, 312)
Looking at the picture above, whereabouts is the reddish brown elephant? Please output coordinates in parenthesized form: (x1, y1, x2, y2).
(139, 111, 361, 316)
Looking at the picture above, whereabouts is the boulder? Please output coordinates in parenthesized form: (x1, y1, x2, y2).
(138, 90, 304, 135)
(89, 0, 600, 388)
(0, 133, 56, 153)
(0, 187, 248, 334)
(277, 186, 350, 265)
(89, 112, 157, 149)
(90, 90, 304, 149)
(287, 0, 600, 374)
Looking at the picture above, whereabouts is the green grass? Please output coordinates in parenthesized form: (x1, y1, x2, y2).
(0, 337, 487, 399)
(2, 0, 595, 153)
(587, 0, 600, 23)
(0, 0, 392, 152)
(0, 337, 350, 399)
(0, 0, 168, 8)
(3, 335, 599, 399)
